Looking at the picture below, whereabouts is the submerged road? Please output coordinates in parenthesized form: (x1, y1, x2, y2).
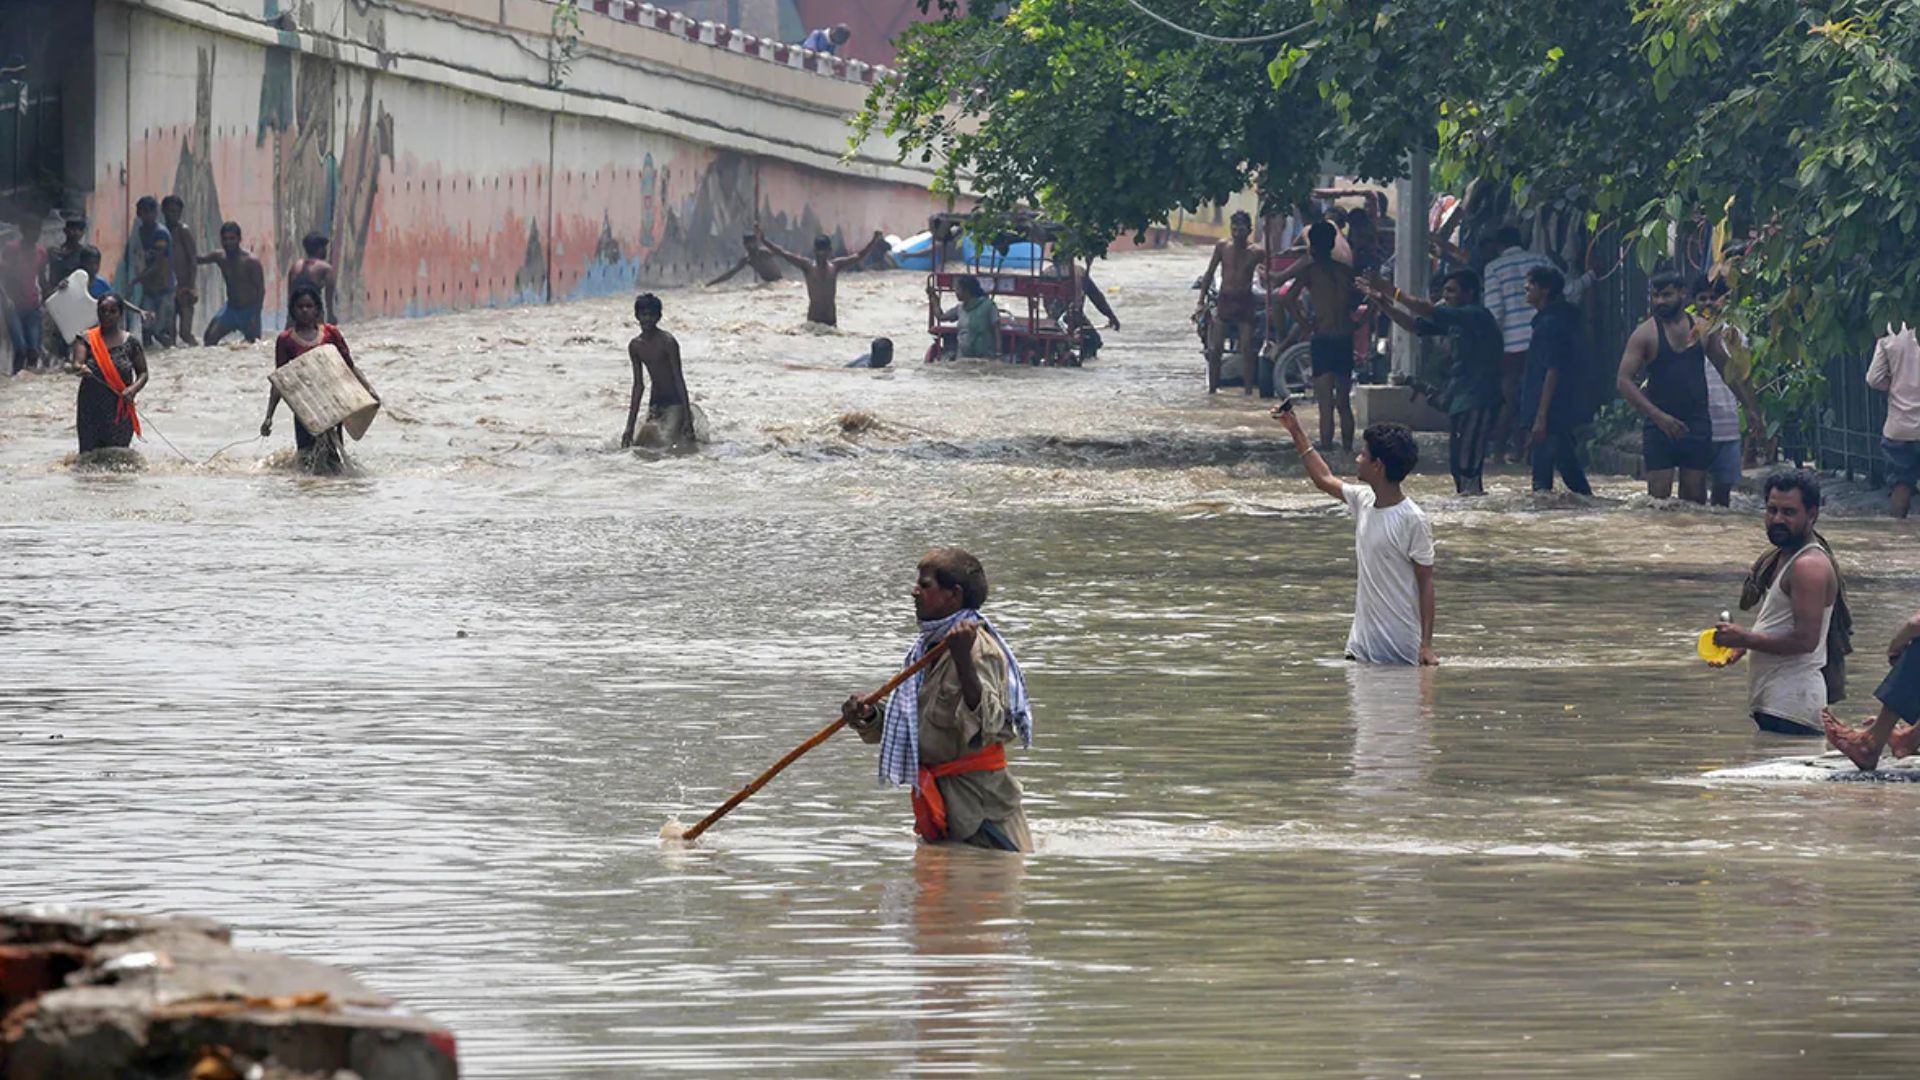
(4, 250, 1919, 1077)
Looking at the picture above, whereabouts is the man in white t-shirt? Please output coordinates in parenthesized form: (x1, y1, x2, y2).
(1273, 400, 1439, 665)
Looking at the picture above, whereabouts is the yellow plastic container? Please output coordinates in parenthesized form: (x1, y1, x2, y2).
(1697, 628, 1737, 665)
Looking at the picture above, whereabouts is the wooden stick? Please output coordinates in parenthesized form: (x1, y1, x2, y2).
(672, 638, 951, 843)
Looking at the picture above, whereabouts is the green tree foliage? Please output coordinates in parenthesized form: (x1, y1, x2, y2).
(1271, 1, 1751, 223)
(1640, 1, 1920, 383)
(863, 0, 1920, 388)
(854, 1, 1328, 255)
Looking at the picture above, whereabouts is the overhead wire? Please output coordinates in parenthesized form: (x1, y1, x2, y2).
(1119, 0, 1315, 45)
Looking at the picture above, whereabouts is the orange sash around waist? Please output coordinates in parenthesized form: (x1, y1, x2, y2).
(86, 328, 140, 437)
(911, 743, 1007, 843)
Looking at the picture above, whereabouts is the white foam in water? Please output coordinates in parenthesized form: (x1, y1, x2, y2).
(1691, 752, 1920, 784)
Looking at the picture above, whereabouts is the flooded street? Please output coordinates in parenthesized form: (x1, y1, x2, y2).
(5, 249, 1920, 1076)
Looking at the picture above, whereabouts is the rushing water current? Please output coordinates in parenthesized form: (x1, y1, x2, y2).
(4, 251, 1920, 1077)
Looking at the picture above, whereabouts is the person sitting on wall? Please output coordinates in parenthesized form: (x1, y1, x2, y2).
(800, 23, 851, 55)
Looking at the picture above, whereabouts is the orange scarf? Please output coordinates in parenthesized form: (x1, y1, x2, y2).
(911, 743, 1008, 843)
(86, 328, 140, 437)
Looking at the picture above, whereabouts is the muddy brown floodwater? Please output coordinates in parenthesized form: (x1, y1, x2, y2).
(4, 250, 1919, 1077)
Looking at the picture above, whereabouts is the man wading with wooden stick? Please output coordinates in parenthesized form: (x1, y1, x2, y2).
(843, 549, 1035, 852)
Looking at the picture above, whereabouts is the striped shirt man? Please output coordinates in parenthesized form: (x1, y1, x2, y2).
(1483, 243, 1555, 353)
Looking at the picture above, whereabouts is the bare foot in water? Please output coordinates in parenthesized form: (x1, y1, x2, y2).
(1825, 710, 1884, 771)
(1889, 723, 1920, 760)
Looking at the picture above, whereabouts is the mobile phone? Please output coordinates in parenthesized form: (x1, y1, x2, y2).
(1273, 393, 1295, 414)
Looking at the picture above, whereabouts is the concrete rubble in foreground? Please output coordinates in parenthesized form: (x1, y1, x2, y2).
(0, 907, 456, 1079)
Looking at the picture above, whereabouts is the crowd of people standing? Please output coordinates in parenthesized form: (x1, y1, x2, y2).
(1, 194, 358, 470)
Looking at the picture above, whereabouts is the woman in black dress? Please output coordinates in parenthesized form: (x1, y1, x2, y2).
(69, 294, 149, 454)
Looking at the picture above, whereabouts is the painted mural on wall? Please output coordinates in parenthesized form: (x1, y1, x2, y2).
(97, 7, 945, 327)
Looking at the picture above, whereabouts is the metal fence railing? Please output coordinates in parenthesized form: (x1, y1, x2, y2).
(0, 82, 65, 201)
(1819, 351, 1889, 484)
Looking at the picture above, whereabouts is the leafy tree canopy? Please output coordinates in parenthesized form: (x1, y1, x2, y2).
(861, 0, 1920, 370)
(854, 0, 1329, 256)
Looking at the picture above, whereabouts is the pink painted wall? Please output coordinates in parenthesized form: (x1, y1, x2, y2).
(88, 3, 945, 326)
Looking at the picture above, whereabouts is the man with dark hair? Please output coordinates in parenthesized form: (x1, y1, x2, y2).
(800, 23, 852, 55)
(160, 195, 200, 346)
(39, 215, 88, 360)
(623, 292, 695, 450)
(1196, 209, 1269, 396)
(706, 234, 785, 287)
(928, 273, 1004, 360)
(1617, 269, 1724, 502)
(133, 196, 167, 258)
(1046, 248, 1120, 359)
(1520, 264, 1593, 494)
(77, 247, 111, 299)
(198, 222, 267, 345)
(1270, 220, 1356, 446)
(844, 548, 1035, 852)
(41, 214, 87, 298)
(1710, 470, 1838, 736)
(288, 232, 337, 323)
(1482, 225, 1554, 459)
(133, 230, 178, 348)
(1825, 609, 1920, 770)
(1273, 402, 1438, 665)
(1344, 205, 1381, 273)
(756, 224, 887, 327)
(1367, 268, 1504, 495)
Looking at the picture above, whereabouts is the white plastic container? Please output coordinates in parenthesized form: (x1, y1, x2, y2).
(44, 270, 99, 346)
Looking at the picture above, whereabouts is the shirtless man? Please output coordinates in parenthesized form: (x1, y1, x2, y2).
(1043, 251, 1120, 360)
(1048, 250, 1121, 329)
(1271, 221, 1359, 449)
(161, 196, 200, 346)
(198, 222, 267, 345)
(287, 232, 337, 324)
(706, 234, 785, 287)
(757, 224, 888, 327)
(1195, 210, 1268, 394)
(622, 292, 696, 451)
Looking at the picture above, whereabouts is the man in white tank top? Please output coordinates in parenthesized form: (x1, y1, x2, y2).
(1709, 471, 1837, 736)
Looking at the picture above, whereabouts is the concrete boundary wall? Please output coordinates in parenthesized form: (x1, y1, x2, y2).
(88, 0, 949, 325)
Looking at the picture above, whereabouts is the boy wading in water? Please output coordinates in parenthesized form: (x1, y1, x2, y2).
(1273, 401, 1438, 665)
(844, 549, 1035, 852)
(623, 293, 696, 451)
